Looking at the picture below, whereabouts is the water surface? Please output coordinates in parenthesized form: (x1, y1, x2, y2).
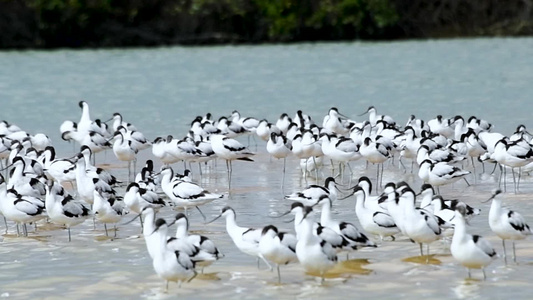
(1, 38, 533, 299)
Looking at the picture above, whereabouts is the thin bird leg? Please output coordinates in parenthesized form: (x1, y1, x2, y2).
(490, 162, 498, 175)
(258, 254, 272, 270)
(398, 157, 406, 172)
(511, 167, 517, 194)
(379, 163, 385, 188)
(517, 167, 521, 193)
(133, 159, 137, 183)
(502, 239, 507, 265)
(419, 243, 424, 256)
(376, 164, 380, 190)
(3, 216, 8, 234)
(471, 157, 477, 184)
(188, 270, 198, 283)
(114, 224, 117, 238)
(104, 223, 109, 237)
(227, 160, 233, 190)
(277, 265, 281, 284)
(281, 157, 286, 192)
(426, 244, 430, 264)
(127, 161, 131, 183)
(512, 241, 517, 263)
(68, 227, 72, 242)
(313, 156, 319, 182)
(195, 206, 206, 221)
(503, 166, 507, 193)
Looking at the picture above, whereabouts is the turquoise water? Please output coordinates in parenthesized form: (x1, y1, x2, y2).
(0, 38, 533, 299)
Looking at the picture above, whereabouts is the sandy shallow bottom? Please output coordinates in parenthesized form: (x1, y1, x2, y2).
(1, 149, 533, 300)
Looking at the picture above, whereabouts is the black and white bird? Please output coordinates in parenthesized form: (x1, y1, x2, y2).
(151, 218, 197, 291)
(123, 182, 165, 216)
(451, 206, 497, 279)
(0, 174, 46, 236)
(315, 195, 376, 255)
(284, 177, 338, 206)
(172, 213, 223, 272)
(159, 167, 222, 219)
(258, 225, 298, 283)
(209, 134, 254, 188)
(45, 181, 90, 241)
(207, 206, 271, 269)
(294, 204, 338, 283)
(352, 186, 399, 241)
(486, 189, 532, 264)
(92, 190, 126, 237)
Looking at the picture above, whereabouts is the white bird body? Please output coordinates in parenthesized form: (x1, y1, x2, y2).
(488, 190, 532, 250)
(142, 207, 159, 259)
(451, 208, 496, 278)
(74, 155, 98, 204)
(45, 183, 89, 227)
(316, 196, 376, 249)
(259, 225, 297, 282)
(152, 137, 181, 165)
(45, 182, 90, 240)
(0, 175, 46, 231)
(399, 188, 447, 255)
(295, 206, 338, 280)
(112, 132, 137, 162)
(288, 202, 347, 253)
(210, 134, 254, 161)
(256, 120, 280, 141)
(40, 147, 76, 184)
(360, 137, 389, 164)
(92, 190, 125, 226)
(123, 182, 165, 214)
(428, 115, 454, 138)
(320, 134, 360, 162)
(259, 225, 297, 266)
(266, 132, 292, 159)
(111, 113, 137, 132)
(353, 187, 398, 240)
(160, 167, 222, 211)
(322, 107, 349, 135)
(284, 177, 337, 205)
(418, 159, 470, 187)
(276, 113, 292, 134)
(491, 138, 533, 168)
(152, 219, 197, 289)
(211, 207, 269, 268)
(30, 133, 52, 151)
(174, 213, 223, 269)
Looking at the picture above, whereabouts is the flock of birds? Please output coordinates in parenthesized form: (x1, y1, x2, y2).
(1, 101, 533, 291)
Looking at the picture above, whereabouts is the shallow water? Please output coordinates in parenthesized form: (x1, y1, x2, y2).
(1, 38, 533, 299)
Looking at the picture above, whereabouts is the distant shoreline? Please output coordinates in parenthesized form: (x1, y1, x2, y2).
(1, 0, 532, 49)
